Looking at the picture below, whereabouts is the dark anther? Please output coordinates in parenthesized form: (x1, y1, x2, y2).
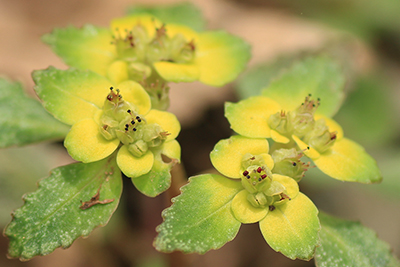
(133, 128, 137, 132)
(250, 156, 255, 160)
(307, 146, 310, 150)
(127, 109, 131, 113)
(125, 124, 129, 128)
(243, 170, 249, 176)
(138, 119, 142, 122)
(246, 175, 250, 179)
(261, 174, 267, 179)
(131, 121, 135, 125)
(136, 116, 140, 119)
(257, 167, 262, 173)
(293, 162, 297, 166)
(269, 205, 275, 211)
(107, 95, 113, 101)
(110, 87, 113, 90)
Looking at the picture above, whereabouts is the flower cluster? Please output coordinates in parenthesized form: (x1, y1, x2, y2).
(36, 11, 251, 195)
(209, 135, 320, 260)
(33, 68, 180, 197)
(44, 13, 251, 109)
(225, 94, 382, 183)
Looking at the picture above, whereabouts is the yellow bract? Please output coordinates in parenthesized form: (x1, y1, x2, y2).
(231, 190, 268, 224)
(117, 80, 152, 115)
(153, 62, 200, 83)
(210, 135, 270, 179)
(225, 96, 281, 138)
(111, 15, 162, 39)
(161, 140, 181, 163)
(313, 137, 382, 183)
(259, 193, 320, 260)
(117, 145, 154, 177)
(145, 109, 181, 142)
(64, 118, 120, 163)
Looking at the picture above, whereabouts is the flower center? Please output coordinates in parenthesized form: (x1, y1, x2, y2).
(268, 94, 337, 153)
(240, 153, 291, 209)
(111, 23, 196, 80)
(99, 87, 169, 157)
(271, 148, 311, 182)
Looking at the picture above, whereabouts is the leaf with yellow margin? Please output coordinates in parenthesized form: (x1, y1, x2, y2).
(259, 193, 320, 260)
(225, 96, 281, 139)
(154, 174, 242, 253)
(313, 137, 382, 183)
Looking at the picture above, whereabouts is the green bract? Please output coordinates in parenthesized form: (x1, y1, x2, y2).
(33, 67, 181, 197)
(156, 135, 320, 260)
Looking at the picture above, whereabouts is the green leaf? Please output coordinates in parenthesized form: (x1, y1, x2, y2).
(373, 151, 400, 199)
(154, 174, 242, 253)
(33, 67, 112, 126)
(0, 144, 63, 227)
(262, 56, 346, 117)
(0, 78, 69, 148)
(131, 157, 172, 197)
(235, 55, 299, 99)
(333, 76, 397, 147)
(127, 2, 206, 32)
(315, 212, 400, 267)
(4, 156, 122, 260)
(42, 25, 115, 76)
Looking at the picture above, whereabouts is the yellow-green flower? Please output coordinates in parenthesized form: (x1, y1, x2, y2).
(210, 135, 320, 260)
(33, 67, 181, 196)
(225, 95, 382, 183)
(43, 14, 251, 87)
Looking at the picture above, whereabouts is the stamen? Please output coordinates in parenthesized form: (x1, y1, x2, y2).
(330, 132, 337, 140)
(269, 205, 276, 211)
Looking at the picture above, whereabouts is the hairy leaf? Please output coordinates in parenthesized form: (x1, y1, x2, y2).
(127, 2, 206, 32)
(262, 56, 346, 117)
(315, 212, 400, 267)
(33, 67, 112, 126)
(42, 25, 115, 77)
(4, 156, 122, 260)
(0, 78, 69, 148)
(154, 174, 242, 253)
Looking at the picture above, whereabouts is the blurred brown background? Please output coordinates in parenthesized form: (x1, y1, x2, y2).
(1, 0, 399, 267)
